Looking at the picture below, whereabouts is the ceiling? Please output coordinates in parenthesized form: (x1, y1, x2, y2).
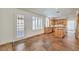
(21, 8, 79, 19)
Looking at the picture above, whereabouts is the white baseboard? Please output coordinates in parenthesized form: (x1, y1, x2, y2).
(0, 32, 44, 45)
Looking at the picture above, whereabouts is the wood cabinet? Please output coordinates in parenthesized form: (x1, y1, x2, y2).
(49, 18, 67, 38)
(54, 28, 65, 38)
(49, 19, 67, 27)
(44, 27, 53, 34)
(44, 18, 67, 38)
(75, 14, 79, 39)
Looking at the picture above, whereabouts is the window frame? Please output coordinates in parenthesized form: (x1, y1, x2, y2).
(16, 14, 25, 38)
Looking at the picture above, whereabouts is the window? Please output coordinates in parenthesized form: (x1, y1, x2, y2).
(46, 17, 49, 27)
(67, 20, 76, 31)
(32, 16, 42, 30)
(16, 14, 24, 37)
(38, 17, 42, 30)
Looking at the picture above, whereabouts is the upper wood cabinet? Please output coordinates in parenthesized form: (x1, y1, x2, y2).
(49, 18, 67, 27)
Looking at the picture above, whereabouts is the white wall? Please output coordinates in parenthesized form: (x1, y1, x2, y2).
(0, 9, 15, 45)
(0, 8, 46, 45)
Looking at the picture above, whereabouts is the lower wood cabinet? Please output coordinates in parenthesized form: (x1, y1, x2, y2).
(44, 27, 53, 34)
(75, 26, 79, 39)
(54, 28, 65, 38)
(75, 14, 79, 39)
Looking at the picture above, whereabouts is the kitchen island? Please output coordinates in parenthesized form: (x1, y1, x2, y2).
(53, 26, 66, 38)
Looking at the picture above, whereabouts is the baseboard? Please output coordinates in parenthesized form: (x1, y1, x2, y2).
(25, 33, 44, 39)
(13, 33, 44, 43)
(0, 33, 44, 46)
(0, 41, 12, 47)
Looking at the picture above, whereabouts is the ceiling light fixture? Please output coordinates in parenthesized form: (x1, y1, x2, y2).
(56, 11, 60, 13)
(55, 8, 60, 13)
